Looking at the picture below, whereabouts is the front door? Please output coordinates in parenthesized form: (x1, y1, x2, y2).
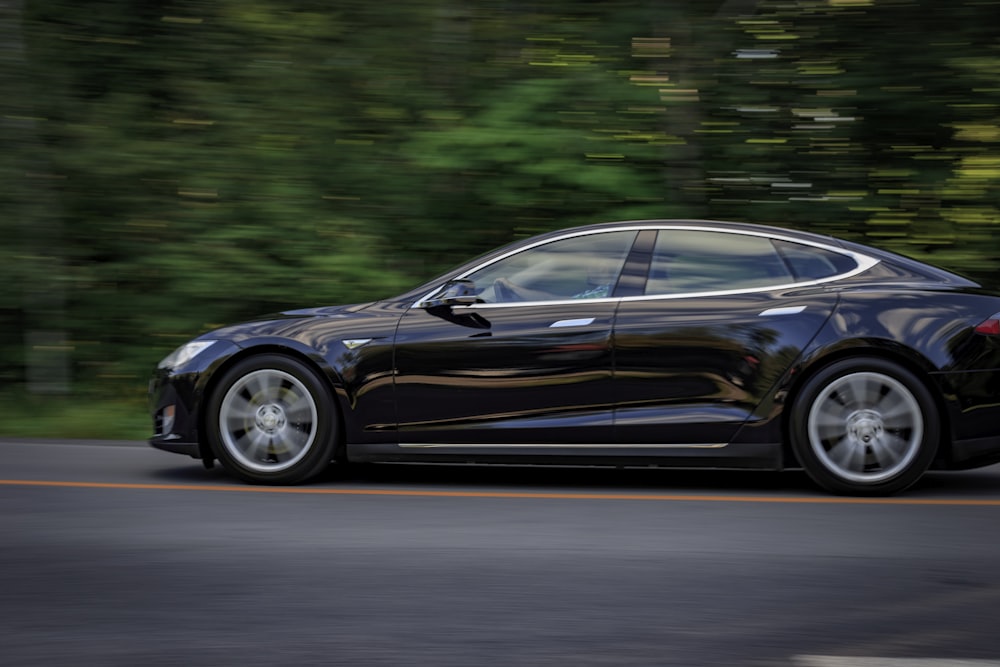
(392, 229, 639, 447)
(393, 301, 619, 444)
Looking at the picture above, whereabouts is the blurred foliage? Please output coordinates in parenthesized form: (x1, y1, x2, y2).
(1, 0, 999, 436)
(0, 390, 149, 439)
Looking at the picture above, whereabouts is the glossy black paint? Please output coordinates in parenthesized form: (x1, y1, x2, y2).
(613, 287, 837, 445)
(394, 300, 618, 444)
(149, 219, 1000, 481)
(790, 285, 1000, 467)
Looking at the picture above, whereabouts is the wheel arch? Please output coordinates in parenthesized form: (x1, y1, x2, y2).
(779, 342, 952, 470)
(196, 344, 349, 465)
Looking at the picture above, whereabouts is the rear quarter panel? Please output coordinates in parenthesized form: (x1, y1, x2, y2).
(776, 285, 1000, 467)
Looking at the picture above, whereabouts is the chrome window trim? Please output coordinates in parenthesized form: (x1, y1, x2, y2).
(413, 224, 880, 309)
(456, 297, 621, 310)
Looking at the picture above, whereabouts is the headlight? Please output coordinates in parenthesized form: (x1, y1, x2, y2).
(158, 340, 218, 369)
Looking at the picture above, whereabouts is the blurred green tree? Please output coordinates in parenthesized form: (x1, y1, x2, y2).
(2, 0, 998, 436)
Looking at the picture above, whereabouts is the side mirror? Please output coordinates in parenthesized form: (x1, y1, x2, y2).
(419, 279, 481, 309)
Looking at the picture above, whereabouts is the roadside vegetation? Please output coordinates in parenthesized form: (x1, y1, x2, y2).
(2, 0, 998, 439)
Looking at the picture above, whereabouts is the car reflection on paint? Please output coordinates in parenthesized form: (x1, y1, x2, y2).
(149, 220, 1000, 495)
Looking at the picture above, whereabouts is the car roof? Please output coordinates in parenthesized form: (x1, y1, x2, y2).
(538, 219, 847, 247)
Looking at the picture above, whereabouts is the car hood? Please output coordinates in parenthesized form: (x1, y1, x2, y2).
(198, 299, 408, 346)
(274, 302, 374, 319)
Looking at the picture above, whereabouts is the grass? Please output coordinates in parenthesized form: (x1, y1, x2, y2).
(0, 391, 149, 441)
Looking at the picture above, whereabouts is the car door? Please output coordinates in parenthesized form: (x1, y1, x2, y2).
(392, 229, 639, 447)
(612, 228, 844, 445)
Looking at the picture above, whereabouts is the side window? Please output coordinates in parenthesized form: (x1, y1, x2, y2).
(773, 239, 858, 280)
(646, 230, 793, 295)
(467, 231, 637, 303)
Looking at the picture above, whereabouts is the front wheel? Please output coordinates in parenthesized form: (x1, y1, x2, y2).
(206, 354, 338, 484)
(790, 358, 939, 496)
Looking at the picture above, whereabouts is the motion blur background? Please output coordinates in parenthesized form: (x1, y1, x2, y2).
(1, 0, 998, 439)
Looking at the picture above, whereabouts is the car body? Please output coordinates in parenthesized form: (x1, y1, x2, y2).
(149, 219, 1000, 494)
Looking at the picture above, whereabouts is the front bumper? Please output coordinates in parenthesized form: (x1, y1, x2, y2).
(149, 369, 202, 458)
(148, 340, 240, 459)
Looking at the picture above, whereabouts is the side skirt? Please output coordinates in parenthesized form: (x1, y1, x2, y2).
(344, 442, 784, 470)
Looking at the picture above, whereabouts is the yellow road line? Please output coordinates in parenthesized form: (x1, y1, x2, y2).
(2, 479, 1000, 505)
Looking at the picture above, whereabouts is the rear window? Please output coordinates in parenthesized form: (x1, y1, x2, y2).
(646, 230, 794, 294)
(773, 239, 858, 281)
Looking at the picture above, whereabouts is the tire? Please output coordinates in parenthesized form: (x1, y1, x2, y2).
(790, 357, 939, 496)
(205, 354, 338, 484)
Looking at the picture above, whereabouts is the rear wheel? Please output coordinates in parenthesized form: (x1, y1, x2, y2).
(790, 358, 939, 495)
(206, 354, 338, 484)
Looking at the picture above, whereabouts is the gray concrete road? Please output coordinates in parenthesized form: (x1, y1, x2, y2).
(3, 439, 1000, 666)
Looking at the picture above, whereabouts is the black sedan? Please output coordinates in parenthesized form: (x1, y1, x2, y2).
(149, 220, 1000, 495)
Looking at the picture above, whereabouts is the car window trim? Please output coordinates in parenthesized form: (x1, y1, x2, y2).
(413, 225, 880, 309)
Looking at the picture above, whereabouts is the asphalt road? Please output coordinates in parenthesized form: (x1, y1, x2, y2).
(3, 439, 1000, 667)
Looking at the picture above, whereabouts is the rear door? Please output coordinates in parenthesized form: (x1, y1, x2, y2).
(613, 229, 844, 445)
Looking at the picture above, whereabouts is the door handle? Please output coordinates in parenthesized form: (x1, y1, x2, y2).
(758, 306, 806, 317)
(549, 318, 596, 328)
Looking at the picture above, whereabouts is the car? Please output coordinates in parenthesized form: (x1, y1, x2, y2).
(149, 219, 1000, 495)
